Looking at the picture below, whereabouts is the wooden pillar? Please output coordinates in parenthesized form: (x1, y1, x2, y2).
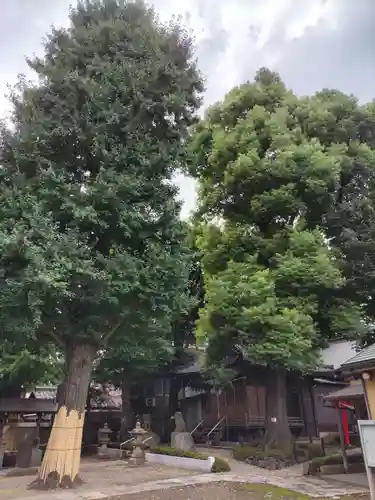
(363, 374, 375, 419)
(362, 378, 372, 419)
(337, 406, 349, 473)
(300, 379, 318, 437)
(341, 407, 350, 446)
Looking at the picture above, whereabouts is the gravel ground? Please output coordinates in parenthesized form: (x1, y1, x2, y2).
(117, 482, 370, 500)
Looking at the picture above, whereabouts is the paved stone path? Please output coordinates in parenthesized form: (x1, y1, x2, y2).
(0, 461, 196, 500)
(1, 452, 369, 500)
(7, 471, 369, 500)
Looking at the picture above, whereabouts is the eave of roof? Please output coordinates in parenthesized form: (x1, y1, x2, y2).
(0, 398, 57, 413)
(324, 383, 364, 402)
(341, 344, 375, 373)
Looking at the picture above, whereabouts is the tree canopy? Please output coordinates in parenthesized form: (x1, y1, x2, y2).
(0, 0, 203, 488)
(0, 341, 63, 396)
(188, 68, 368, 447)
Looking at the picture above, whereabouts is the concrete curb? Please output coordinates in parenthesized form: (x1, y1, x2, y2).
(146, 453, 215, 473)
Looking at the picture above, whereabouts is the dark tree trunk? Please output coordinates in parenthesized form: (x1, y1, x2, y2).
(169, 376, 180, 415)
(167, 375, 181, 440)
(29, 342, 96, 490)
(120, 375, 132, 441)
(264, 368, 292, 450)
(0, 419, 4, 468)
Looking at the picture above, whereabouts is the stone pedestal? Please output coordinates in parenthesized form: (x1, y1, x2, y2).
(16, 424, 36, 468)
(30, 446, 43, 467)
(128, 421, 147, 467)
(171, 432, 195, 451)
(129, 446, 145, 466)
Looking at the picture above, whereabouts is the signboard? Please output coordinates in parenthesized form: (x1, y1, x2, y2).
(359, 421, 375, 467)
(358, 420, 375, 500)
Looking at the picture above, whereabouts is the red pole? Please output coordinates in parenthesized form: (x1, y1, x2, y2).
(341, 405, 350, 446)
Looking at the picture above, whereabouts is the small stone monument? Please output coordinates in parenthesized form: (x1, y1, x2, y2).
(129, 420, 147, 466)
(16, 423, 37, 468)
(97, 423, 111, 457)
(171, 411, 195, 451)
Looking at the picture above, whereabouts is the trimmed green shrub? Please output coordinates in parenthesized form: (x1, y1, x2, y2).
(149, 446, 231, 473)
(212, 456, 231, 473)
(150, 447, 208, 460)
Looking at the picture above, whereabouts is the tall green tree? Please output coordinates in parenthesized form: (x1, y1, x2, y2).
(291, 92, 375, 341)
(0, 0, 202, 488)
(188, 69, 364, 447)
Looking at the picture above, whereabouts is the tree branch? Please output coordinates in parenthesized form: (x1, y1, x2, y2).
(102, 322, 121, 348)
(48, 329, 65, 349)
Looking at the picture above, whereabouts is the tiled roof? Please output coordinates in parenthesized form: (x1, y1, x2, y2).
(27, 387, 56, 400)
(341, 343, 375, 370)
(0, 398, 57, 413)
(324, 383, 364, 402)
(27, 385, 122, 409)
(174, 348, 205, 375)
(175, 341, 359, 375)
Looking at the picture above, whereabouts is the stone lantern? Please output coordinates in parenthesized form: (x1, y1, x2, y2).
(98, 423, 111, 454)
(129, 420, 147, 466)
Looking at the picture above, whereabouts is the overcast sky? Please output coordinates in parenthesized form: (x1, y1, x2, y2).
(0, 0, 374, 217)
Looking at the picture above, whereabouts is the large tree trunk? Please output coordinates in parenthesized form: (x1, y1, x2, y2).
(264, 368, 292, 450)
(167, 375, 180, 440)
(0, 419, 4, 469)
(29, 343, 96, 490)
(120, 375, 132, 441)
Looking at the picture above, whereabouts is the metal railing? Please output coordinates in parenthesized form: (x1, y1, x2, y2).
(120, 437, 135, 450)
(190, 419, 204, 436)
(207, 416, 227, 441)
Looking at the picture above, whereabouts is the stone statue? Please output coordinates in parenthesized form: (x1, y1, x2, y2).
(171, 411, 194, 451)
(173, 411, 186, 433)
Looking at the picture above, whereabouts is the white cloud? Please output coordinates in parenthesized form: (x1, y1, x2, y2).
(0, 0, 373, 219)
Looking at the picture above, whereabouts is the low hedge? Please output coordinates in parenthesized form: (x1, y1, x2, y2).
(232, 442, 323, 469)
(150, 447, 208, 460)
(211, 456, 231, 473)
(149, 447, 231, 473)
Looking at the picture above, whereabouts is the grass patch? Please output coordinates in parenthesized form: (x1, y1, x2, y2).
(149, 446, 231, 473)
(239, 483, 312, 500)
(238, 483, 367, 500)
